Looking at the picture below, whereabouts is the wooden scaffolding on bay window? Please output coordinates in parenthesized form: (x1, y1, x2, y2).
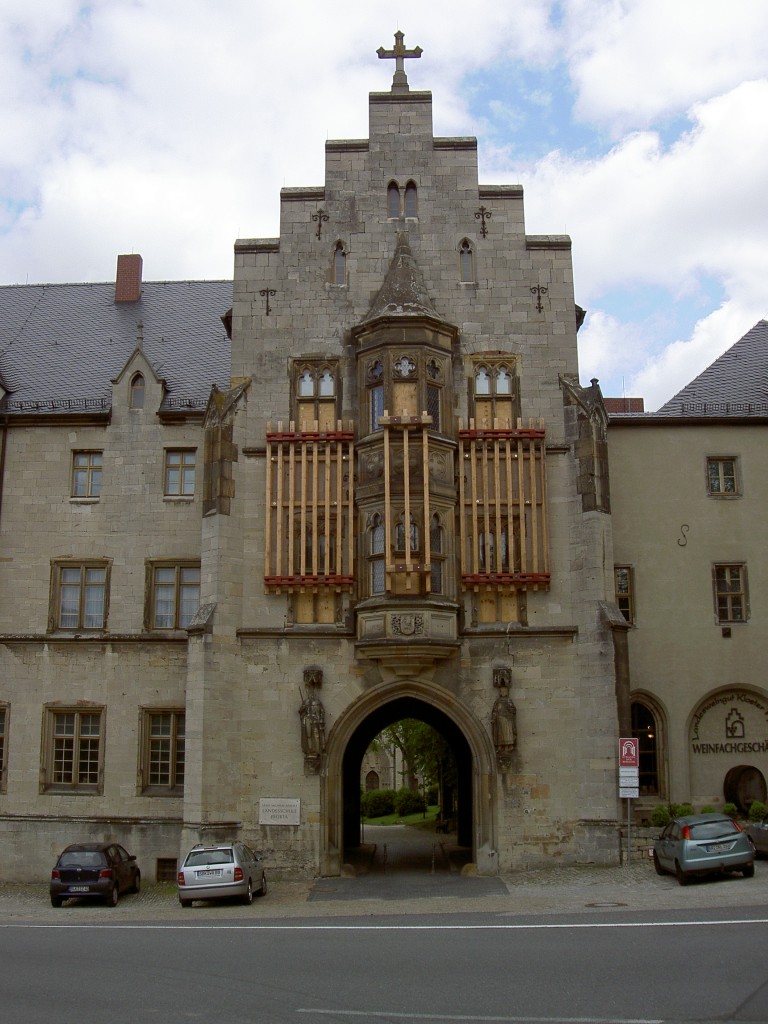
(379, 411, 434, 595)
(458, 418, 550, 601)
(264, 421, 355, 608)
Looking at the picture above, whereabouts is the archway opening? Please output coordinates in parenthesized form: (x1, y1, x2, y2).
(341, 696, 473, 866)
(724, 764, 767, 815)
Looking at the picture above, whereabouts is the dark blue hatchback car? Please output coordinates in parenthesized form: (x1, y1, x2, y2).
(50, 842, 141, 907)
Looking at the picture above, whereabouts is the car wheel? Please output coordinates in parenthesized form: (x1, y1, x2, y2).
(742, 862, 755, 878)
(129, 871, 141, 895)
(242, 879, 254, 905)
(179, 898, 192, 908)
(107, 884, 119, 907)
(652, 851, 665, 876)
(675, 861, 690, 886)
(257, 871, 267, 897)
(50, 895, 63, 908)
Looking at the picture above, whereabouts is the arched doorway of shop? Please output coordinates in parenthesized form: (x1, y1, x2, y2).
(341, 696, 473, 865)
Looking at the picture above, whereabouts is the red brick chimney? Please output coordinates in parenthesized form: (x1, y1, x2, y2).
(115, 254, 143, 303)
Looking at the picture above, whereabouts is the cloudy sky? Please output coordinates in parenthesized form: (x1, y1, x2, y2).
(2, 0, 767, 410)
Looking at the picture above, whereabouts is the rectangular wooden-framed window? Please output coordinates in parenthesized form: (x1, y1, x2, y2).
(140, 709, 185, 794)
(0, 704, 8, 793)
(42, 706, 104, 793)
(706, 456, 739, 496)
(164, 449, 196, 496)
(713, 563, 748, 623)
(614, 565, 635, 623)
(147, 562, 200, 630)
(71, 451, 103, 498)
(51, 561, 110, 631)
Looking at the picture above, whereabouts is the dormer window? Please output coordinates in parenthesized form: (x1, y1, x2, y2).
(130, 373, 145, 409)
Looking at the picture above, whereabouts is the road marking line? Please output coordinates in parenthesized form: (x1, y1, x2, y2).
(297, 1010, 663, 1023)
(2, 916, 768, 931)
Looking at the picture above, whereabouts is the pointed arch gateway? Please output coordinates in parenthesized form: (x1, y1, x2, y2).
(320, 679, 498, 876)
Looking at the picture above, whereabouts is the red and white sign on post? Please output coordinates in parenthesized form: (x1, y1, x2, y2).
(619, 737, 639, 798)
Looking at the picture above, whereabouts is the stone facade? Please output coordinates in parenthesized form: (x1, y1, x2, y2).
(0, 41, 626, 882)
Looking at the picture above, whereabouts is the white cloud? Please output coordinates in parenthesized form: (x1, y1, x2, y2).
(1, 0, 767, 413)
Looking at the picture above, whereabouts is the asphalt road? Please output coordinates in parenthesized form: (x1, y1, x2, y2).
(3, 906, 768, 1024)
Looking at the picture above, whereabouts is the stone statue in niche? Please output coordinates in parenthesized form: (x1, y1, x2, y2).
(299, 668, 325, 772)
(491, 668, 517, 770)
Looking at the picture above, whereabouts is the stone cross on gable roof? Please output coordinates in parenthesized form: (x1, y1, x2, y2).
(377, 30, 423, 94)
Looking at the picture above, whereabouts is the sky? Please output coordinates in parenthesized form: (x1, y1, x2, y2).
(2, 0, 767, 411)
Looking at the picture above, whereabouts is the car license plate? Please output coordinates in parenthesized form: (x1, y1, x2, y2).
(708, 843, 730, 853)
(196, 870, 222, 878)
(68, 886, 90, 892)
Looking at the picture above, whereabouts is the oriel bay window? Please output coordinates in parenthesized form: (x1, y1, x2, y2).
(363, 350, 448, 436)
(43, 706, 104, 792)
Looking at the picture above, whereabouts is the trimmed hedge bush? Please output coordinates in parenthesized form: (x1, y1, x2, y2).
(395, 788, 426, 816)
(361, 789, 396, 818)
(749, 799, 768, 822)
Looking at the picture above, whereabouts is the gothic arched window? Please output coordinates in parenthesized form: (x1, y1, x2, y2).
(430, 513, 444, 594)
(631, 701, 660, 795)
(369, 513, 386, 595)
(387, 181, 401, 218)
(459, 240, 474, 283)
(404, 181, 418, 218)
(130, 373, 145, 409)
(333, 241, 346, 286)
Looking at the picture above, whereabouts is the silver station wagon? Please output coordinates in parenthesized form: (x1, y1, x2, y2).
(177, 842, 267, 907)
(653, 813, 754, 885)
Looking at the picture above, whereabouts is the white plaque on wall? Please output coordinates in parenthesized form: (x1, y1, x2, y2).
(259, 798, 301, 825)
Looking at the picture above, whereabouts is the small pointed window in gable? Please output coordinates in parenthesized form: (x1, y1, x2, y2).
(387, 181, 401, 218)
(459, 240, 474, 283)
(130, 372, 145, 409)
(404, 181, 418, 218)
(333, 241, 347, 286)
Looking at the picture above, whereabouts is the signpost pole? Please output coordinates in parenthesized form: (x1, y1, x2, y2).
(619, 737, 640, 868)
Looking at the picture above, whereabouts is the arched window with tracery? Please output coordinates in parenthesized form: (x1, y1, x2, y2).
(333, 241, 346, 286)
(294, 362, 337, 430)
(459, 239, 474, 282)
(394, 512, 419, 555)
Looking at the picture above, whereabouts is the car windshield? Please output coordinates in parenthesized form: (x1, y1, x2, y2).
(688, 820, 736, 841)
(185, 849, 234, 866)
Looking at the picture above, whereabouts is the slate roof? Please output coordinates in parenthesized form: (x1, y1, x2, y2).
(656, 320, 768, 417)
(0, 279, 232, 415)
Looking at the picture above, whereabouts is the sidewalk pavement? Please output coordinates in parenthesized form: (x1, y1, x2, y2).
(3, 825, 767, 922)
